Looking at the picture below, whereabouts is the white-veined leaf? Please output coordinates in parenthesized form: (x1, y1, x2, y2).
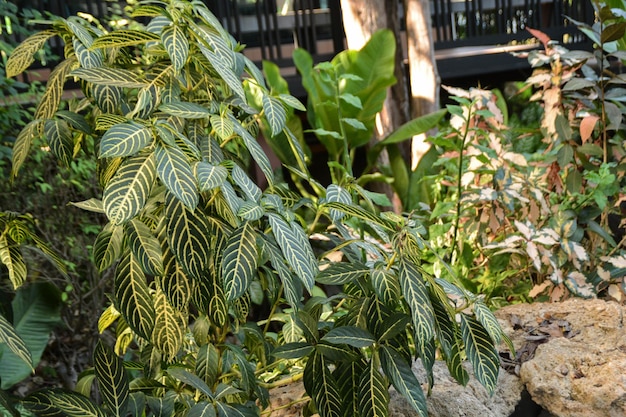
(92, 84, 123, 114)
(237, 201, 264, 221)
(321, 326, 374, 348)
(100, 122, 153, 158)
(44, 119, 73, 166)
(155, 142, 198, 211)
(261, 95, 286, 137)
(308, 352, 342, 417)
(165, 195, 211, 279)
(23, 389, 109, 417)
(316, 262, 369, 285)
(103, 153, 157, 225)
(231, 164, 262, 202)
(229, 114, 274, 185)
(93, 224, 124, 271)
(398, 259, 435, 342)
(11, 120, 42, 180)
(167, 367, 213, 399)
(94, 341, 129, 417)
(73, 37, 103, 69)
(114, 252, 155, 340)
(71, 67, 147, 88)
(125, 218, 164, 276)
(371, 268, 401, 306)
(200, 46, 246, 102)
(196, 343, 220, 387)
(0, 234, 27, 290)
(36, 57, 76, 120)
(0, 314, 32, 369)
(322, 202, 394, 231)
(159, 102, 210, 119)
(222, 222, 258, 301)
(358, 356, 389, 417)
(188, 401, 217, 417)
(152, 286, 184, 361)
(195, 161, 228, 191)
(380, 345, 427, 417)
(267, 213, 317, 292)
(159, 249, 191, 311)
(6, 30, 56, 78)
(272, 342, 313, 359)
(325, 184, 351, 222)
(460, 314, 500, 395)
(92, 30, 160, 49)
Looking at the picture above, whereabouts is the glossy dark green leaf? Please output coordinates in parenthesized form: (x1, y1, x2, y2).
(460, 314, 500, 395)
(126, 218, 163, 276)
(316, 262, 369, 285)
(23, 389, 109, 417)
(152, 286, 184, 360)
(196, 343, 220, 387)
(155, 142, 198, 211)
(100, 122, 153, 158)
(358, 356, 389, 417)
(94, 341, 129, 417)
(44, 119, 73, 166)
(167, 367, 213, 399)
(380, 345, 427, 417)
(321, 326, 375, 348)
(307, 352, 341, 417)
(222, 221, 258, 301)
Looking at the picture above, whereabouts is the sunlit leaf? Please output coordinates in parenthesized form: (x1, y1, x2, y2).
(262, 95, 286, 136)
(152, 286, 184, 361)
(100, 122, 153, 158)
(316, 262, 369, 285)
(6, 30, 56, 78)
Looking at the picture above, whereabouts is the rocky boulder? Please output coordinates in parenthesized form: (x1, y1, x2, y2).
(496, 298, 626, 417)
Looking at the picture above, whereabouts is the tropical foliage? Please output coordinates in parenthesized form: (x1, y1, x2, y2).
(0, 0, 506, 416)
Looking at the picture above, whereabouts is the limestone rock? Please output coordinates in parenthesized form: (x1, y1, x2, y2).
(496, 298, 626, 417)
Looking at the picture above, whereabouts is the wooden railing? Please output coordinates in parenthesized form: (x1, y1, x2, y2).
(5, 0, 595, 82)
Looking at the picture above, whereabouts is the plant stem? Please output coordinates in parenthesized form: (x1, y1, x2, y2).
(258, 372, 304, 389)
(262, 284, 283, 335)
(260, 394, 310, 416)
(450, 105, 473, 262)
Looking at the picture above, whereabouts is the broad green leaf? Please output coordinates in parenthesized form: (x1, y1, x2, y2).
(222, 222, 258, 301)
(6, 30, 56, 77)
(0, 314, 32, 369)
(210, 114, 234, 140)
(358, 356, 389, 417)
(155, 142, 198, 211)
(92, 84, 123, 114)
(11, 120, 42, 180)
(94, 341, 129, 417)
(114, 252, 155, 340)
(322, 202, 394, 231)
(340, 93, 362, 109)
(73, 37, 103, 69)
(92, 30, 160, 49)
(262, 95, 287, 136)
(231, 165, 262, 202)
(103, 153, 157, 225)
(23, 389, 109, 417)
(376, 313, 411, 342)
(0, 234, 27, 290)
(0, 282, 62, 389)
(334, 360, 366, 417)
(165, 196, 211, 279)
(100, 122, 153, 158)
(379, 109, 447, 146)
(152, 286, 184, 361)
(36, 57, 77, 120)
(159, 102, 210, 119)
(460, 314, 500, 395)
(230, 114, 274, 185)
(316, 262, 369, 285)
(342, 117, 367, 131)
(93, 224, 124, 272)
(188, 401, 217, 417)
(160, 248, 191, 310)
(44, 119, 73, 166)
(398, 259, 435, 343)
(371, 268, 401, 305)
(71, 67, 148, 88)
(278, 93, 305, 111)
(237, 201, 264, 221)
(321, 326, 375, 348)
(272, 342, 313, 359)
(196, 343, 220, 387)
(167, 367, 213, 399)
(380, 345, 427, 417)
(267, 213, 317, 292)
(308, 352, 341, 417)
(126, 218, 164, 276)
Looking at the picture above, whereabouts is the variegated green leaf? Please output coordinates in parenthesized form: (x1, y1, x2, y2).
(153, 286, 184, 360)
(321, 326, 375, 348)
(165, 195, 211, 279)
(322, 202, 394, 231)
(155, 142, 198, 211)
(222, 221, 258, 301)
(267, 213, 317, 292)
(210, 114, 234, 140)
(201, 46, 246, 102)
(195, 26, 236, 68)
(380, 345, 427, 417)
(103, 153, 157, 225)
(11, 120, 42, 180)
(473, 301, 505, 345)
(460, 314, 500, 395)
(0, 234, 27, 290)
(56, 110, 92, 134)
(231, 164, 261, 202)
(92, 30, 160, 49)
(307, 352, 341, 417)
(371, 268, 401, 306)
(230, 115, 274, 186)
(114, 252, 155, 340)
(237, 201, 264, 221)
(73, 37, 103, 69)
(159, 102, 210, 119)
(431, 301, 467, 385)
(36, 57, 77, 120)
(264, 237, 302, 308)
(0, 314, 32, 369)
(278, 93, 305, 111)
(316, 262, 369, 285)
(23, 389, 109, 417)
(94, 341, 129, 417)
(100, 122, 153, 158)
(65, 19, 94, 47)
(93, 224, 124, 271)
(160, 248, 191, 311)
(227, 344, 256, 394)
(6, 30, 56, 77)
(272, 342, 313, 359)
(0, 388, 20, 417)
(161, 24, 189, 72)
(168, 367, 214, 399)
(45, 119, 73, 166)
(325, 184, 351, 222)
(376, 313, 411, 342)
(188, 401, 217, 417)
(71, 67, 147, 88)
(195, 162, 228, 191)
(196, 343, 220, 387)
(92, 84, 123, 114)
(262, 95, 286, 137)
(334, 360, 366, 417)
(358, 356, 388, 417)
(398, 259, 435, 343)
(126, 218, 163, 276)
(96, 114, 129, 131)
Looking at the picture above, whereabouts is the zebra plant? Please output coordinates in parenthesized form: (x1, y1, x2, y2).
(2, 1, 509, 416)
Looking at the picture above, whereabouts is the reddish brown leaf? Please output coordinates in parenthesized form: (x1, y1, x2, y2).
(579, 114, 599, 143)
(527, 28, 551, 51)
